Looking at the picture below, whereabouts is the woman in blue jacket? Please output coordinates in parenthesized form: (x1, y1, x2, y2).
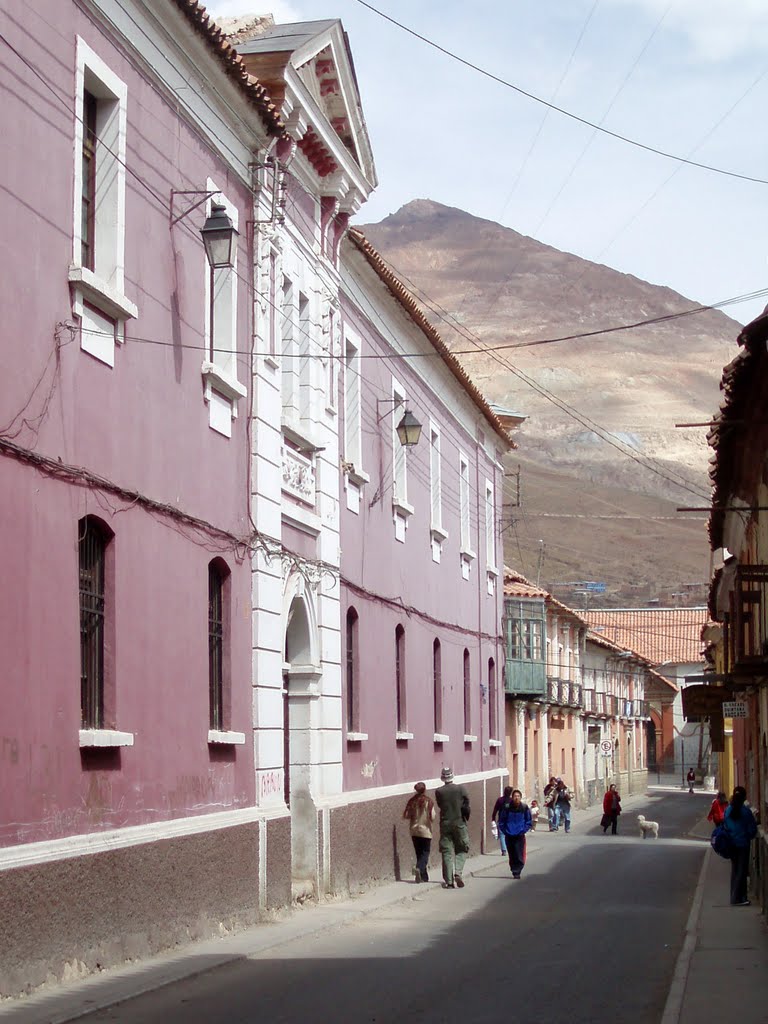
(724, 786, 757, 906)
(498, 789, 532, 879)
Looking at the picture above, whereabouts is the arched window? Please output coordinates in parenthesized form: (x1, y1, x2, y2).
(463, 648, 471, 737)
(79, 516, 112, 729)
(208, 559, 230, 730)
(433, 638, 443, 736)
(346, 607, 359, 733)
(395, 624, 406, 732)
(488, 656, 498, 741)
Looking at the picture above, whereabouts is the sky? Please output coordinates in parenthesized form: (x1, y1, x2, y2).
(209, 0, 768, 325)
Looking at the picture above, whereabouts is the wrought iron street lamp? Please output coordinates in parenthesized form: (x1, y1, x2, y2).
(200, 204, 238, 269)
(395, 408, 422, 448)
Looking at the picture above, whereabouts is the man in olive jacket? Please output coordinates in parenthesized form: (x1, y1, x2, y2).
(435, 767, 470, 888)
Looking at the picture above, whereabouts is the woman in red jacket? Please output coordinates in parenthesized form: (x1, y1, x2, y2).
(601, 784, 622, 835)
(707, 791, 728, 826)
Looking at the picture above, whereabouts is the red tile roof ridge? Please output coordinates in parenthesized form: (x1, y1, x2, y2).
(172, 0, 284, 135)
(346, 230, 516, 449)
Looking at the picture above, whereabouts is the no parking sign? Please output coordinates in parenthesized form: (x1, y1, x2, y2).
(600, 739, 613, 756)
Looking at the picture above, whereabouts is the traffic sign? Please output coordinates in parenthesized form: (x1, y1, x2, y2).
(600, 739, 613, 755)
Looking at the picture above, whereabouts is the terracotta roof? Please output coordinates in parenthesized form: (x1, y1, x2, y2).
(171, 1, 284, 135)
(586, 630, 678, 692)
(503, 570, 585, 623)
(708, 306, 768, 550)
(346, 230, 516, 449)
(583, 607, 708, 666)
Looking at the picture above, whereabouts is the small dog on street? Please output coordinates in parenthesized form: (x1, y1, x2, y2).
(637, 814, 659, 839)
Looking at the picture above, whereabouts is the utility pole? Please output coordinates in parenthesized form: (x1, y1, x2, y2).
(536, 540, 545, 587)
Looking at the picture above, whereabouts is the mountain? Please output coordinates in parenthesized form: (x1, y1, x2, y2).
(360, 200, 738, 605)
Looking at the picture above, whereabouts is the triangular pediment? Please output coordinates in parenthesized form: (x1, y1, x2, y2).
(237, 19, 377, 188)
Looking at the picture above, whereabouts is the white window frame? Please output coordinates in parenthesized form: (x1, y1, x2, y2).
(70, 38, 136, 366)
(429, 423, 448, 562)
(281, 273, 299, 420)
(459, 451, 475, 578)
(325, 305, 338, 414)
(485, 479, 497, 570)
(344, 328, 363, 472)
(201, 180, 245, 437)
(391, 376, 414, 533)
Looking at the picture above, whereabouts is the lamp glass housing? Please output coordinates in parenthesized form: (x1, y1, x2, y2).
(201, 204, 238, 268)
(396, 409, 422, 447)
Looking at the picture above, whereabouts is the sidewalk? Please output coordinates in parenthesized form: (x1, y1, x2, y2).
(663, 841, 768, 1024)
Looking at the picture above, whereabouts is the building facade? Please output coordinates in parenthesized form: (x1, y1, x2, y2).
(503, 573, 651, 806)
(706, 306, 768, 911)
(0, 0, 285, 994)
(585, 607, 709, 784)
(0, 3, 515, 993)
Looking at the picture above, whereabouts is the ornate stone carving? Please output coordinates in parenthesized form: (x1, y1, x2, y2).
(282, 444, 315, 505)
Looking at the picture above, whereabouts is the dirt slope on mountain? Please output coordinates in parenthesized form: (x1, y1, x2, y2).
(361, 199, 737, 601)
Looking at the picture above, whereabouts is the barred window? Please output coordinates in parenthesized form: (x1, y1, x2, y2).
(346, 607, 359, 733)
(79, 517, 109, 728)
(395, 624, 406, 731)
(463, 648, 471, 735)
(208, 560, 230, 730)
(433, 638, 442, 735)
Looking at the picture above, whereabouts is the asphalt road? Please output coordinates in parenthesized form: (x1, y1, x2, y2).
(86, 792, 711, 1024)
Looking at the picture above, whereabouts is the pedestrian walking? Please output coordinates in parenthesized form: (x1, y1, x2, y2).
(707, 790, 728, 827)
(403, 782, 435, 883)
(723, 785, 757, 906)
(497, 789, 532, 879)
(491, 786, 512, 855)
(554, 778, 574, 833)
(435, 767, 470, 889)
(687, 768, 696, 793)
(601, 783, 622, 835)
(544, 776, 558, 831)
(529, 799, 540, 831)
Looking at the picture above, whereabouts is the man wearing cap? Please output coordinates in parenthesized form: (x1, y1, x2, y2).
(435, 767, 470, 888)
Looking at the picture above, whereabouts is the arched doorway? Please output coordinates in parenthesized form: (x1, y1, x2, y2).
(283, 582, 321, 898)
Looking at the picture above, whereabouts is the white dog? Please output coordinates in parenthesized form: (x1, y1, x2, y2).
(637, 814, 660, 839)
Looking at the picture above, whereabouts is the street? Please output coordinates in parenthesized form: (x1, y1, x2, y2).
(83, 792, 710, 1024)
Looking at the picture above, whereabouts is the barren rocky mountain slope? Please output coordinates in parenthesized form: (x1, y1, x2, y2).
(361, 200, 739, 604)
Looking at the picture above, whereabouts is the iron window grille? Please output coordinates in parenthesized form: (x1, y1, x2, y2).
(209, 563, 225, 730)
(395, 624, 406, 731)
(79, 518, 107, 728)
(346, 607, 359, 732)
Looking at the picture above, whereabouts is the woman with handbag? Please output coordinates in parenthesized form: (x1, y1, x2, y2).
(601, 784, 621, 835)
(723, 786, 757, 906)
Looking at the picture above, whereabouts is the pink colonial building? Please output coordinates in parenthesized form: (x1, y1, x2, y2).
(0, 0, 280, 994)
(1, 0, 516, 995)
(333, 233, 514, 889)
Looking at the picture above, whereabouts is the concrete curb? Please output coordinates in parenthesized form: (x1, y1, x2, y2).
(659, 846, 710, 1024)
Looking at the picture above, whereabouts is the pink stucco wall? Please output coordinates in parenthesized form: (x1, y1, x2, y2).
(338, 278, 506, 790)
(0, 1, 256, 845)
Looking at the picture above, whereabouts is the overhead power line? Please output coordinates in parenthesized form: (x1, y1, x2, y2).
(353, 0, 768, 186)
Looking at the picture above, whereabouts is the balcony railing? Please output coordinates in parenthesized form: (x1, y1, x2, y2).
(582, 691, 647, 718)
(546, 678, 583, 707)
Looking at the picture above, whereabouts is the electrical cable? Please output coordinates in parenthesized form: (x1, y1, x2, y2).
(353, 0, 768, 186)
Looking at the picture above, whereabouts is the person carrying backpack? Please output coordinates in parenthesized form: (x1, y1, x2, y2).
(497, 789, 532, 879)
(724, 786, 757, 906)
